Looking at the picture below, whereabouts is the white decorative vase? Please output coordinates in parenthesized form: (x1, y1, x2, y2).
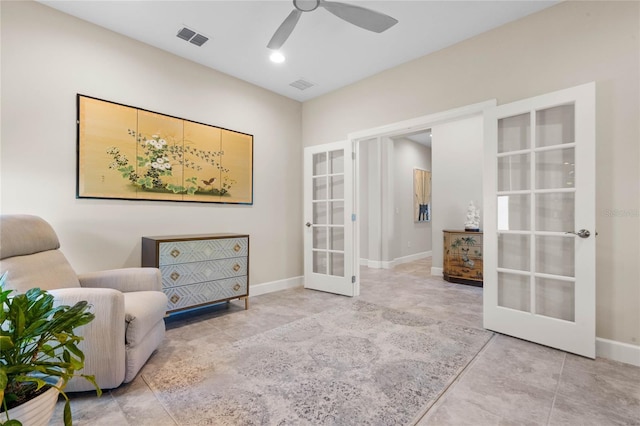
(5, 377, 62, 426)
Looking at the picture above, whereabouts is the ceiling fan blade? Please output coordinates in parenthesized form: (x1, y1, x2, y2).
(320, 0, 398, 33)
(267, 9, 302, 49)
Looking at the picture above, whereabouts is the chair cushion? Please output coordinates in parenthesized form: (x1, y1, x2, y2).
(0, 250, 81, 292)
(124, 291, 168, 347)
(0, 215, 60, 259)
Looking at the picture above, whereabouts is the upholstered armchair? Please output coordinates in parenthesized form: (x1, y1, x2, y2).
(0, 215, 168, 391)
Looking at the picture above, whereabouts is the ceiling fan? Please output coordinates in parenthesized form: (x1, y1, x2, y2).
(267, 0, 398, 50)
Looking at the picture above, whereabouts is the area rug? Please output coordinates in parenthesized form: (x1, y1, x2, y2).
(142, 300, 493, 425)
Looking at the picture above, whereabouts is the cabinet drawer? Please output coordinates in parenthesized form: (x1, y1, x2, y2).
(165, 277, 248, 312)
(158, 237, 248, 265)
(160, 257, 247, 288)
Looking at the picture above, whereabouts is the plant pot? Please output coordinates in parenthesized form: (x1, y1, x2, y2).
(4, 377, 62, 426)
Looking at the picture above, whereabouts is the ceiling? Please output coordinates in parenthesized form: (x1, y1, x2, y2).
(39, 1, 558, 102)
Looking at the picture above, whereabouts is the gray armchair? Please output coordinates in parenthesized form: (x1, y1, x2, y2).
(0, 214, 168, 391)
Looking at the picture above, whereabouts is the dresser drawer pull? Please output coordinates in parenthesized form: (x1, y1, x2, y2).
(170, 249, 181, 258)
(170, 294, 180, 304)
(232, 263, 241, 272)
(170, 271, 180, 281)
(233, 283, 241, 292)
(233, 243, 242, 252)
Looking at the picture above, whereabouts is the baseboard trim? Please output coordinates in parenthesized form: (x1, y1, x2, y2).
(431, 267, 443, 277)
(250, 276, 303, 297)
(596, 337, 640, 366)
(361, 251, 432, 270)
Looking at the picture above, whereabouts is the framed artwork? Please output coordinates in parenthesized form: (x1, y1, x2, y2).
(414, 168, 431, 222)
(76, 94, 253, 204)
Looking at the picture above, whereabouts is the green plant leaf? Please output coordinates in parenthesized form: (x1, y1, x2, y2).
(63, 400, 72, 426)
(0, 336, 14, 351)
(0, 368, 7, 389)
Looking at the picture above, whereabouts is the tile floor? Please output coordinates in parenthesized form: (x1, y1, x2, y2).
(51, 259, 640, 425)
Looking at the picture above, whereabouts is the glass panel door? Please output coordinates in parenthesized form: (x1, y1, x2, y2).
(484, 82, 595, 358)
(312, 149, 345, 277)
(304, 141, 355, 296)
(496, 104, 577, 321)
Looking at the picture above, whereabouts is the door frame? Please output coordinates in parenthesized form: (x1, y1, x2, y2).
(348, 100, 497, 282)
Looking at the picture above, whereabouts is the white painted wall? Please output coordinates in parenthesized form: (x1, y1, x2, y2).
(302, 2, 640, 346)
(0, 2, 303, 287)
(431, 116, 483, 271)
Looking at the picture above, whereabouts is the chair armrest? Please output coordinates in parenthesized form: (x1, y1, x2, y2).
(78, 268, 162, 293)
(48, 287, 126, 391)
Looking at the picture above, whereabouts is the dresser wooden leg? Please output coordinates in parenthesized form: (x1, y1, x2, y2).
(243, 296, 249, 310)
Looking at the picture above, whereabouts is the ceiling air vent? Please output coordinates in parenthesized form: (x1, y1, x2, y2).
(290, 79, 315, 91)
(176, 27, 209, 47)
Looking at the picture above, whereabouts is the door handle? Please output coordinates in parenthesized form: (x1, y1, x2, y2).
(565, 229, 591, 238)
(305, 222, 312, 228)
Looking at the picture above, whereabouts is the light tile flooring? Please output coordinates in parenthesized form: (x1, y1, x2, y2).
(52, 259, 640, 425)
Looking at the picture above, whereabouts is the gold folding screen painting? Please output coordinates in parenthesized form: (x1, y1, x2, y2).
(77, 95, 253, 204)
(414, 168, 431, 222)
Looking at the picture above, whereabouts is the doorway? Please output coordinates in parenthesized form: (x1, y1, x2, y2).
(350, 100, 497, 287)
(357, 131, 433, 273)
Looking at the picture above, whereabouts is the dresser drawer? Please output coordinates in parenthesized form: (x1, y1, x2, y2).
(159, 257, 248, 289)
(158, 237, 248, 265)
(165, 276, 248, 312)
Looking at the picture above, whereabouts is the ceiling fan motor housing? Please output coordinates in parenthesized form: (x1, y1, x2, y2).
(294, 0, 320, 12)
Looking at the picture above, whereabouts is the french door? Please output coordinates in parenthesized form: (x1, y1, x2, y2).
(303, 140, 357, 296)
(483, 82, 596, 358)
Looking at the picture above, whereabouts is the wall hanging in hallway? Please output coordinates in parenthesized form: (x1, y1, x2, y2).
(414, 168, 431, 222)
(76, 94, 253, 204)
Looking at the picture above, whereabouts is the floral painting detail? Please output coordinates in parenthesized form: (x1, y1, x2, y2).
(105, 131, 230, 196)
(77, 95, 253, 204)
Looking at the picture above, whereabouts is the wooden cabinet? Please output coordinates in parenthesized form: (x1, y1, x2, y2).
(142, 233, 249, 314)
(443, 230, 483, 287)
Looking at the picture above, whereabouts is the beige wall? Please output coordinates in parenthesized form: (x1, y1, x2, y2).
(0, 1, 303, 286)
(302, 2, 640, 345)
(431, 116, 484, 271)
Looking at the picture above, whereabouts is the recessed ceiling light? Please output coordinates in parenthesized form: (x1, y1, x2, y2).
(270, 51, 285, 64)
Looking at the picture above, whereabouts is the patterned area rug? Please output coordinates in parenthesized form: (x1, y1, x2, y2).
(142, 301, 493, 425)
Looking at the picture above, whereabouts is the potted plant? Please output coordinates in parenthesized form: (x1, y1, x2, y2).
(0, 272, 101, 426)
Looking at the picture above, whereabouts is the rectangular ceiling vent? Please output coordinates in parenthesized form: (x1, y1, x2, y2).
(177, 27, 209, 47)
(290, 79, 315, 91)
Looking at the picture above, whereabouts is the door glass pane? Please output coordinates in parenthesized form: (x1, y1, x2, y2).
(313, 202, 327, 224)
(329, 252, 344, 277)
(498, 154, 531, 191)
(498, 113, 530, 153)
(313, 177, 327, 200)
(329, 150, 344, 174)
(536, 104, 575, 147)
(536, 148, 575, 189)
(313, 152, 327, 176)
(498, 234, 530, 271)
(313, 251, 327, 274)
(536, 277, 575, 321)
(313, 227, 327, 250)
(536, 193, 574, 232)
(330, 175, 344, 199)
(330, 201, 344, 225)
(536, 236, 575, 277)
(498, 272, 530, 312)
(497, 194, 531, 231)
(330, 227, 344, 251)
